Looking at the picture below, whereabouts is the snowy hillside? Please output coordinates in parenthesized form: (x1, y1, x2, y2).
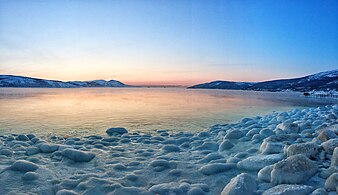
(0, 75, 127, 88)
(189, 69, 338, 92)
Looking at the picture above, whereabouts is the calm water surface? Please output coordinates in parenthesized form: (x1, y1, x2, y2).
(0, 88, 337, 136)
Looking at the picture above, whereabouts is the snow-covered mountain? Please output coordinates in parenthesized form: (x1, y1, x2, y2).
(189, 69, 338, 92)
(0, 75, 127, 88)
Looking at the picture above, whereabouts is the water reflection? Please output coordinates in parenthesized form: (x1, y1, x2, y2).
(0, 88, 336, 136)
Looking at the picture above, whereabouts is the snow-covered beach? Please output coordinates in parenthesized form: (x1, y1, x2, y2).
(1, 105, 337, 195)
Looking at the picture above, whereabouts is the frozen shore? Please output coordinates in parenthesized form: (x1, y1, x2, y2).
(0, 105, 337, 195)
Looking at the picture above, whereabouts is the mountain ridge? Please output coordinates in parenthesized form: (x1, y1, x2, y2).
(189, 69, 338, 92)
(0, 75, 127, 88)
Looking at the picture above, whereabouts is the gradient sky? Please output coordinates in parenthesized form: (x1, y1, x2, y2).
(0, 0, 337, 86)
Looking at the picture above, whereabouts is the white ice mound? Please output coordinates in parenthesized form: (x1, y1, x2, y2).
(237, 154, 284, 171)
(10, 160, 39, 173)
(262, 184, 314, 195)
(271, 154, 317, 185)
(221, 173, 257, 195)
(61, 149, 95, 162)
(106, 127, 128, 135)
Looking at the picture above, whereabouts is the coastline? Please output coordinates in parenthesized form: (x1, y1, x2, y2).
(0, 105, 337, 194)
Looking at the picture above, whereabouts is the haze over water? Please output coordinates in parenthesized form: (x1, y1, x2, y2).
(0, 88, 336, 136)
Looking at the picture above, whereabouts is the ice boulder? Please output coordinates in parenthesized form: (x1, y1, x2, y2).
(26, 147, 40, 156)
(325, 173, 338, 192)
(285, 142, 319, 158)
(276, 122, 299, 134)
(237, 154, 284, 171)
(258, 165, 274, 182)
(317, 129, 337, 142)
(321, 138, 338, 154)
(263, 184, 314, 195)
(219, 139, 234, 151)
(39, 144, 59, 153)
(10, 160, 39, 173)
(271, 154, 317, 185)
(221, 173, 257, 195)
(199, 163, 235, 175)
(22, 172, 38, 180)
(224, 130, 245, 139)
(106, 127, 128, 135)
(0, 148, 13, 156)
(61, 149, 95, 162)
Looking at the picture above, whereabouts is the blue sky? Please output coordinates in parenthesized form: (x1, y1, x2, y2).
(0, 0, 337, 85)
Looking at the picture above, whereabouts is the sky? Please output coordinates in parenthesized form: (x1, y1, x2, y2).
(0, 0, 337, 86)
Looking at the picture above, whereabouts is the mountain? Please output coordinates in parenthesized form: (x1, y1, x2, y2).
(0, 75, 127, 88)
(189, 69, 338, 92)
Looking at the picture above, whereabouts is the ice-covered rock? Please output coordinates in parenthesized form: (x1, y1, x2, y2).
(9, 160, 39, 173)
(56, 189, 79, 195)
(221, 173, 257, 195)
(224, 130, 245, 139)
(317, 129, 337, 142)
(258, 165, 274, 182)
(16, 134, 30, 141)
(276, 122, 299, 134)
(271, 154, 317, 185)
(0, 148, 13, 156)
(311, 188, 328, 195)
(237, 154, 284, 171)
(260, 140, 284, 154)
(39, 144, 59, 153)
(26, 147, 40, 156)
(325, 173, 338, 192)
(219, 139, 234, 151)
(22, 172, 38, 180)
(285, 142, 319, 158)
(331, 147, 338, 167)
(106, 127, 128, 135)
(263, 184, 314, 195)
(61, 149, 95, 162)
(199, 163, 235, 175)
(162, 145, 180, 152)
(321, 138, 338, 154)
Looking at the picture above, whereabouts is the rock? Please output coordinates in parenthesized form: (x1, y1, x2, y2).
(39, 144, 59, 153)
(224, 130, 245, 139)
(277, 122, 299, 134)
(263, 184, 314, 195)
(106, 127, 128, 135)
(237, 154, 284, 171)
(260, 140, 284, 154)
(221, 173, 257, 195)
(199, 142, 219, 151)
(317, 129, 337, 142)
(321, 138, 338, 154)
(26, 147, 40, 156)
(10, 160, 39, 172)
(16, 134, 30, 141)
(311, 188, 328, 195)
(258, 165, 274, 182)
(331, 147, 338, 167)
(56, 189, 79, 195)
(286, 142, 319, 158)
(219, 140, 234, 151)
(22, 172, 38, 180)
(162, 145, 180, 152)
(271, 154, 317, 185)
(187, 187, 205, 195)
(325, 173, 338, 192)
(0, 148, 13, 156)
(199, 163, 235, 175)
(61, 149, 95, 162)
